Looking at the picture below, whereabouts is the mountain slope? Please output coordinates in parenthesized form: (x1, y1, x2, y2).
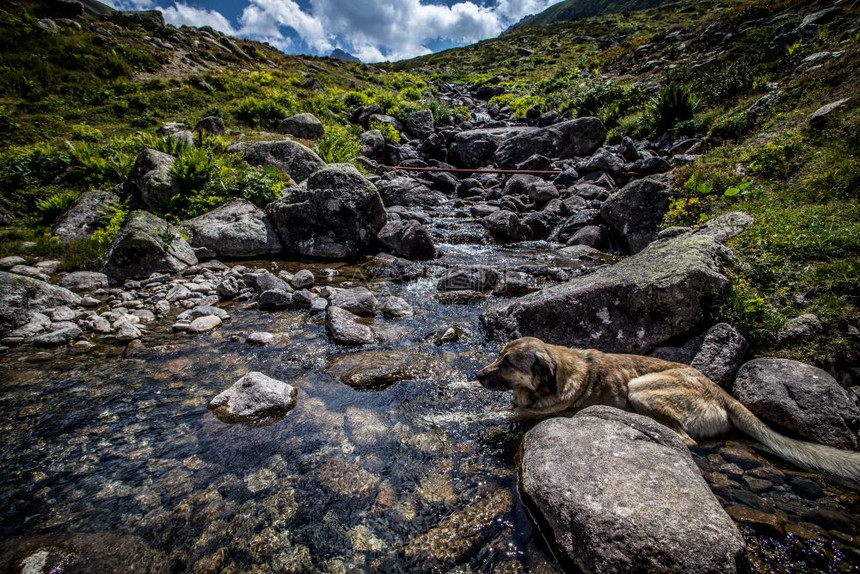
(508, 0, 678, 31)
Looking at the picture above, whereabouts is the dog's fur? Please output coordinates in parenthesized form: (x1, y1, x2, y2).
(477, 337, 860, 485)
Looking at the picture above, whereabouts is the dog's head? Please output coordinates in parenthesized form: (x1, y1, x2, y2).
(476, 337, 558, 396)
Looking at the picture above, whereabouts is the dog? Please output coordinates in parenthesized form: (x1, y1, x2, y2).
(476, 336, 860, 485)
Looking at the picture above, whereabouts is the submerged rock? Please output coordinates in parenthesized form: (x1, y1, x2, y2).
(208, 371, 297, 424)
(325, 348, 439, 388)
(326, 306, 375, 345)
(521, 406, 748, 573)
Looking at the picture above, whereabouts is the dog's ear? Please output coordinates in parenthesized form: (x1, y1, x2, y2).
(532, 349, 558, 394)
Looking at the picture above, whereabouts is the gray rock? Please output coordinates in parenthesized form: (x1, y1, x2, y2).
(0, 272, 81, 333)
(58, 271, 110, 292)
(35, 18, 59, 33)
(690, 323, 748, 388)
(379, 295, 413, 318)
(166, 284, 192, 302)
(521, 406, 748, 573)
(208, 371, 297, 424)
(359, 130, 386, 162)
(33, 325, 82, 347)
(377, 220, 436, 261)
(10, 265, 49, 281)
(494, 117, 607, 168)
(50, 306, 75, 322)
(504, 174, 542, 196)
(733, 358, 860, 451)
(253, 271, 291, 293)
(582, 147, 625, 173)
(114, 317, 141, 342)
(482, 214, 752, 353)
(377, 177, 445, 207)
(246, 331, 275, 345)
(53, 191, 120, 243)
(102, 211, 198, 281)
(404, 109, 434, 139)
(258, 289, 293, 310)
(493, 271, 539, 297)
(481, 210, 532, 243)
(7, 312, 51, 338)
(242, 140, 325, 183)
(290, 269, 315, 289)
(330, 287, 378, 317)
(809, 98, 849, 129)
(127, 149, 182, 209)
(278, 113, 325, 139)
(176, 305, 230, 321)
(187, 315, 222, 334)
(601, 175, 673, 254)
(437, 266, 498, 292)
(448, 126, 523, 168)
(0, 256, 25, 270)
(194, 116, 226, 135)
(216, 276, 240, 299)
(265, 165, 387, 259)
(326, 306, 375, 345)
(777, 313, 822, 344)
(183, 199, 282, 258)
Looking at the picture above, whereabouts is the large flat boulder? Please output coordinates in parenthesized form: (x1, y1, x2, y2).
(102, 211, 198, 281)
(448, 126, 523, 168)
(376, 177, 445, 207)
(242, 139, 325, 183)
(733, 358, 860, 451)
(182, 199, 282, 258)
(0, 271, 81, 332)
(265, 164, 387, 259)
(53, 191, 120, 243)
(494, 117, 606, 168)
(481, 213, 752, 353)
(521, 406, 748, 573)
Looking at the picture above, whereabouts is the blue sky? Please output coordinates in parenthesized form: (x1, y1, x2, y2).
(105, 0, 565, 62)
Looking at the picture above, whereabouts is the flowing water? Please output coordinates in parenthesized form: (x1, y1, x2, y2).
(0, 203, 858, 573)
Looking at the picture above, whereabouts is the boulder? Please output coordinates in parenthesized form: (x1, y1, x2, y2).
(494, 117, 607, 168)
(329, 287, 378, 317)
(777, 313, 822, 344)
(359, 130, 386, 162)
(182, 199, 282, 258)
(193, 116, 226, 135)
(187, 315, 222, 334)
(208, 371, 297, 424)
(58, 271, 110, 292)
(258, 289, 293, 310)
(481, 210, 532, 243)
(278, 113, 325, 139)
(448, 126, 523, 168)
(326, 306, 375, 345)
(377, 177, 445, 207)
(809, 98, 849, 129)
(481, 213, 752, 353)
(404, 109, 434, 139)
(377, 220, 436, 261)
(242, 140, 325, 183)
(600, 175, 673, 254)
(733, 358, 860, 451)
(53, 191, 120, 243)
(0, 272, 81, 332)
(690, 323, 748, 388)
(101, 211, 198, 281)
(265, 164, 387, 259)
(33, 325, 82, 347)
(521, 406, 748, 573)
(325, 347, 438, 388)
(126, 149, 181, 209)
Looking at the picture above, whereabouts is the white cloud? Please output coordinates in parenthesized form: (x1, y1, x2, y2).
(161, 4, 237, 34)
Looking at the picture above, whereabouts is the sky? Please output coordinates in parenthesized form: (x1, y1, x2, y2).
(104, 0, 565, 62)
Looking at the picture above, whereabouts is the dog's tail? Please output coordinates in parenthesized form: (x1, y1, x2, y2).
(725, 397, 860, 486)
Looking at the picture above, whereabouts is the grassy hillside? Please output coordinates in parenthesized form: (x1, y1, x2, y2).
(392, 0, 860, 370)
(508, 0, 678, 31)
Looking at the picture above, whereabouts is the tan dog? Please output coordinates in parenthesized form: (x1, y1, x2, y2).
(477, 337, 860, 484)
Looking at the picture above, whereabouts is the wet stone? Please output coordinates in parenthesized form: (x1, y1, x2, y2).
(436, 290, 486, 305)
(246, 331, 275, 345)
(725, 505, 785, 536)
(326, 348, 438, 388)
(326, 306, 375, 346)
(259, 289, 293, 311)
(290, 269, 314, 289)
(187, 315, 221, 334)
(208, 371, 297, 424)
(33, 326, 81, 347)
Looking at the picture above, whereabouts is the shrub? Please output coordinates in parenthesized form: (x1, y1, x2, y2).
(67, 141, 134, 186)
(370, 119, 401, 143)
(649, 84, 699, 134)
(130, 111, 158, 128)
(745, 131, 803, 178)
(170, 147, 219, 191)
(70, 123, 104, 142)
(37, 190, 80, 223)
(91, 201, 128, 247)
(423, 98, 452, 125)
(235, 97, 289, 129)
(315, 125, 361, 164)
(0, 106, 18, 135)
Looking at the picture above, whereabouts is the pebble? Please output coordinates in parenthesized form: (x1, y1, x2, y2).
(291, 269, 315, 289)
(246, 332, 275, 345)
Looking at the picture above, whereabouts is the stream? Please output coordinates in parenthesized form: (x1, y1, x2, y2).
(1, 201, 858, 573)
